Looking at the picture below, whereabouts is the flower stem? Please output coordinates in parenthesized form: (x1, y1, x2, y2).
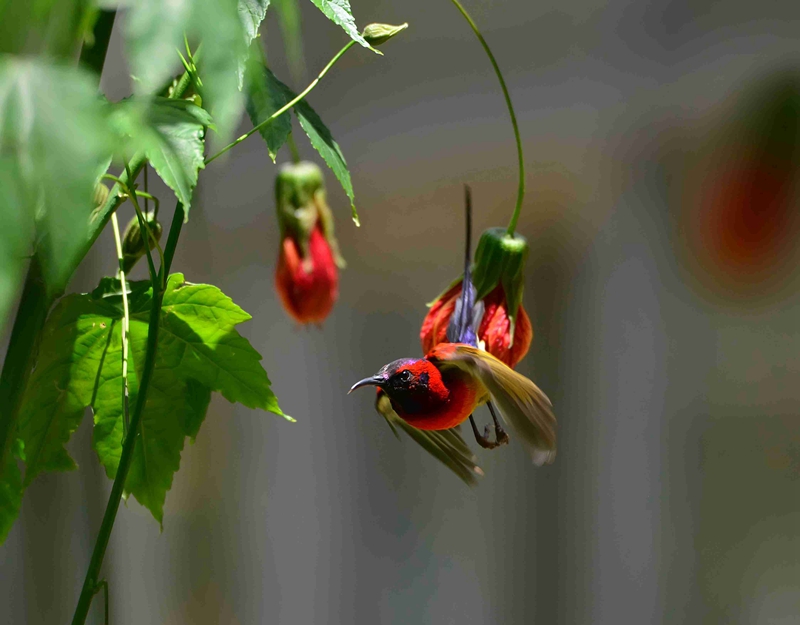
(447, 0, 525, 236)
(204, 40, 356, 165)
(286, 132, 301, 164)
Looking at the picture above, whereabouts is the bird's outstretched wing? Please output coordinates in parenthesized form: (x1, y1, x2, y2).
(375, 390, 484, 486)
(432, 344, 557, 465)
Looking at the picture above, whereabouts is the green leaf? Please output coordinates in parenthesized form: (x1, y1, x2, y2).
(239, 0, 270, 52)
(306, 0, 375, 52)
(17, 294, 120, 485)
(0, 440, 23, 545)
(245, 66, 358, 221)
(17, 273, 288, 523)
(125, 0, 247, 142)
(294, 98, 358, 224)
(157, 276, 287, 413)
(114, 98, 211, 216)
(0, 156, 35, 329)
(0, 59, 113, 300)
(0, 0, 89, 58)
(125, 0, 192, 95)
(237, 0, 271, 88)
(192, 0, 248, 142)
(245, 62, 293, 162)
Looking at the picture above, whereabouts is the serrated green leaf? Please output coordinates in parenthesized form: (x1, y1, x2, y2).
(17, 273, 287, 523)
(158, 275, 287, 414)
(245, 66, 358, 221)
(236, 0, 271, 88)
(193, 0, 248, 142)
(125, 0, 247, 142)
(18, 294, 120, 485)
(114, 98, 210, 216)
(245, 62, 293, 162)
(307, 0, 374, 52)
(92, 325, 205, 525)
(0, 59, 113, 301)
(125, 0, 191, 94)
(239, 0, 270, 44)
(294, 98, 358, 223)
(184, 379, 213, 441)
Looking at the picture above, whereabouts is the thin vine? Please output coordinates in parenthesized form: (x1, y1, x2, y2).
(447, 0, 526, 236)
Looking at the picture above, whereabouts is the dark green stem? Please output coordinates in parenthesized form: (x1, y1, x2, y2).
(447, 0, 525, 236)
(205, 40, 356, 164)
(0, 259, 48, 486)
(71, 193, 169, 625)
(70, 266, 166, 625)
(161, 203, 185, 278)
(79, 10, 117, 77)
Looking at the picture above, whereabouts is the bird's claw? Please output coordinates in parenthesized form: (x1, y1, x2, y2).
(474, 424, 507, 450)
(495, 424, 510, 446)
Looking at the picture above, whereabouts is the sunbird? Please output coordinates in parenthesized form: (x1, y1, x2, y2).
(350, 188, 557, 478)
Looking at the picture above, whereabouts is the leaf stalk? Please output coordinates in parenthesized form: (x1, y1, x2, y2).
(205, 40, 357, 165)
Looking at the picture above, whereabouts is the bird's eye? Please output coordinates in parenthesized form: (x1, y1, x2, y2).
(399, 370, 412, 382)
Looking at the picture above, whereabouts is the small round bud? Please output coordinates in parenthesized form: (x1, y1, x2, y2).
(121, 212, 163, 273)
(362, 23, 408, 47)
(93, 182, 110, 209)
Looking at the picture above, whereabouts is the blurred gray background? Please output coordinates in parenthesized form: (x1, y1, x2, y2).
(3, 0, 800, 623)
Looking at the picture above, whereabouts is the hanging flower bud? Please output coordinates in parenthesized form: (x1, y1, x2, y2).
(420, 228, 532, 367)
(362, 23, 409, 47)
(121, 211, 162, 274)
(274, 161, 345, 324)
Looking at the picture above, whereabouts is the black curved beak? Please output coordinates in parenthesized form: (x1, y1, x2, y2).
(348, 375, 384, 394)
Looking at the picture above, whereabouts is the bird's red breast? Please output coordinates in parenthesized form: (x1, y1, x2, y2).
(392, 359, 483, 431)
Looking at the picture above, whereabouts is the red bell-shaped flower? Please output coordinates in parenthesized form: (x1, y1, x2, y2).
(421, 228, 532, 368)
(273, 162, 345, 324)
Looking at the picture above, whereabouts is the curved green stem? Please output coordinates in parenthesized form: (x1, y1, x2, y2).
(448, 0, 525, 236)
(205, 40, 356, 165)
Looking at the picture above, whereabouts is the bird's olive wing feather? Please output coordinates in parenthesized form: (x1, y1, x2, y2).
(375, 391, 484, 486)
(438, 344, 557, 465)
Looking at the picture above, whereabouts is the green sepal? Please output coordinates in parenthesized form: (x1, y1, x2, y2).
(362, 23, 408, 47)
(274, 161, 345, 267)
(471, 227, 529, 323)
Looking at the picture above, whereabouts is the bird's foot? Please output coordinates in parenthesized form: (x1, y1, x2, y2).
(469, 414, 508, 450)
(494, 423, 510, 446)
(473, 424, 507, 450)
